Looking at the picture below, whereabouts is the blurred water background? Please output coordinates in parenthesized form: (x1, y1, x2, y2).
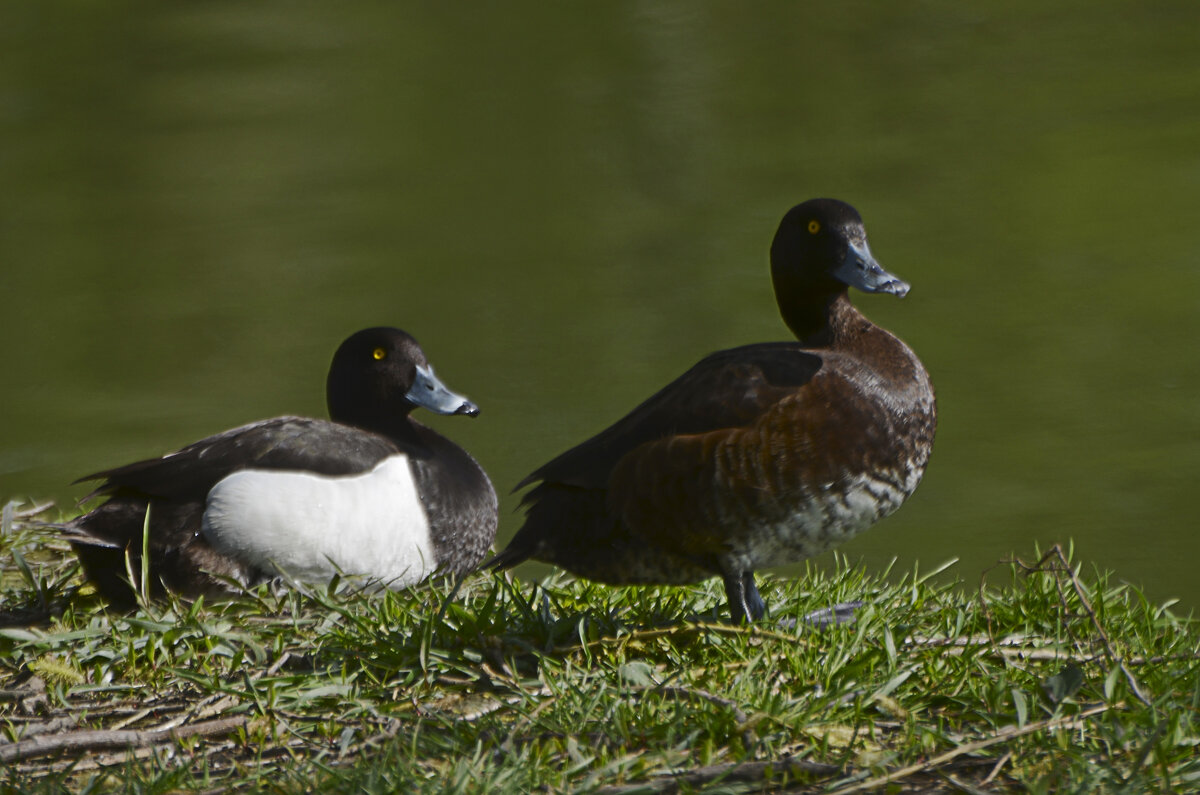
(3, 3, 1199, 605)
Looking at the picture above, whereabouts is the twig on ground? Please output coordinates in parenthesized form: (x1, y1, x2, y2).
(592, 757, 841, 795)
(5, 716, 79, 740)
(108, 707, 153, 731)
(0, 715, 248, 764)
(981, 750, 1011, 785)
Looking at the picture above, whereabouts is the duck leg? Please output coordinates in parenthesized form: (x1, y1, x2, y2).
(722, 571, 766, 624)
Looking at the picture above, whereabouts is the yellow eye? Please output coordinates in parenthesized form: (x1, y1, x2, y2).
(807, 220, 821, 234)
(372, 347, 387, 360)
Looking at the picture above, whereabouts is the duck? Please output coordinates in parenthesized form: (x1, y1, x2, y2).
(66, 326, 498, 606)
(486, 199, 935, 623)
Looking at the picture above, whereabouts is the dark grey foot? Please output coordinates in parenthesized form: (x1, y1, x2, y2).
(776, 600, 867, 630)
(804, 600, 865, 627)
(722, 571, 766, 624)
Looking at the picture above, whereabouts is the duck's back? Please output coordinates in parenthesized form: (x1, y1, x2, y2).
(78, 417, 403, 506)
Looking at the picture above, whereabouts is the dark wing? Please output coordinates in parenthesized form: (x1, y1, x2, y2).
(77, 416, 400, 502)
(519, 343, 823, 492)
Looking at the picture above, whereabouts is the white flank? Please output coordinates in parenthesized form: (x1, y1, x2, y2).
(201, 455, 437, 588)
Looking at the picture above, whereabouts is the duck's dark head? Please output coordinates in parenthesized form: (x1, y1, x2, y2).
(326, 327, 479, 433)
(770, 199, 909, 342)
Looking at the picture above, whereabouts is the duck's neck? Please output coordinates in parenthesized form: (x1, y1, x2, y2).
(335, 409, 424, 449)
(774, 283, 868, 348)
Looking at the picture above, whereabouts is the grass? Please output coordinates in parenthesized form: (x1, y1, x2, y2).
(2, 497, 1199, 793)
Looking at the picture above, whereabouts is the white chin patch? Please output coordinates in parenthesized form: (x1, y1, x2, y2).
(201, 455, 437, 588)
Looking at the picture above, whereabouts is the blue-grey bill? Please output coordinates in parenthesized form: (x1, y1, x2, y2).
(832, 239, 910, 297)
(407, 365, 480, 416)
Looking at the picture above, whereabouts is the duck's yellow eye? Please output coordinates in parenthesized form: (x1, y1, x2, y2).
(372, 347, 387, 360)
(807, 220, 821, 234)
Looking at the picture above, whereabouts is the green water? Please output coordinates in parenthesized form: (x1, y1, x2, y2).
(3, 3, 1199, 606)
